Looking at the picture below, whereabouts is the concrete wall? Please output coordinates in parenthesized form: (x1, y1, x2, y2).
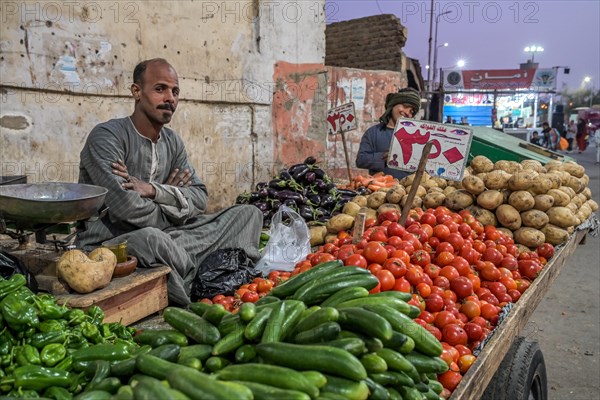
(0, 0, 326, 211)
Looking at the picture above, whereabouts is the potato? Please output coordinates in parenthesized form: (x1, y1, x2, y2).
(546, 189, 571, 207)
(565, 202, 579, 214)
(400, 195, 423, 209)
(497, 227, 514, 238)
(544, 173, 562, 190)
(422, 179, 439, 191)
(462, 175, 486, 195)
(366, 192, 387, 210)
(443, 186, 457, 196)
(324, 233, 338, 244)
(582, 187, 592, 200)
(562, 161, 585, 178)
(342, 201, 362, 217)
(508, 191, 535, 211)
(577, 204, 593, 222)
(515, 244, 531, 255)
(581, 174, 590, 187)
(484, 170, 511, 190)
(520, 159, 546, 173)
(546, 207, 578, 229)
(385, 185, 406, 204)
(405, 185, 427, 198)
(326, 214, 355, 234)
(528, 175, 553, 195)
(533, 194, 555, 212)
(494, 160, 522, 174)
(508, 170, 539, 191)
(423, 192, 446, 209)
(520, 210, 549, 229)
(399, 174, 417, 187)
(57, 248, 117, 294)
(564, 176, 585, 194)
(477, 190, 505, 210)
(471, 155, 494, 173)
(496, 204, 522, 230)
(513, 227, 545, 248)
(467, 205, 497, 226)
(428, 187, 444, 193)
(545, 160, 564, 171)
(586, 199, 599, 212)
(364, 208, 377, 221)
(541, 224, 570, 245)
(572, 193, 586, 208)
(430, 176, 448, 189)
(309, 226, 328, 246)
(558, 186, 575, 199)
(352, 195, 368, 208)
(444, 190, 474, 210)
(378, 203, 401, 216)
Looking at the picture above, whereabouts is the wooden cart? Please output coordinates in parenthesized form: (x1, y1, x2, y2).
(449, 228, 589, 400)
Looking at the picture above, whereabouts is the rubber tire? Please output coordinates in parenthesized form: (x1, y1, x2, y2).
(482, 336, 548, 400)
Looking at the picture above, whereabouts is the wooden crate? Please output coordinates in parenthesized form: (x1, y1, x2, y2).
(55, 266, 170, 326)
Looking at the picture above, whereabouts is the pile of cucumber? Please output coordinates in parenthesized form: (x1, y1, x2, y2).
(139, 260, 448, 400)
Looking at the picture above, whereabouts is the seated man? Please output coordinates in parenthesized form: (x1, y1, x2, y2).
(355, 88, 421, 180)
(77, 58, 263, 305)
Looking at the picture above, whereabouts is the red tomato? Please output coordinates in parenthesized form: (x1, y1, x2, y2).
(368, 227, 388, 242)
(443, 324, 468, 346)
(406, 267, 425, 286)
(508, 289, 522, 302)
(411, 249, 431, 267)
(336, 244, 355, 262)
(437, 251, 455, 267)
(419, 310, 435, 324)
(256, 279, 274, 294)
(416, 282, 432, 298)
(311, 253, 336, 266)
(424, 264, 441, 279)
(387, 222, 406, 238)
(377, 210, 400, 224)
(450, 276, 474, 299)
(387, 236, 403, 249)
(518, 259, 542, 280)
(376, 269, 396, 291)
(368, 263, 383, 275)
(433, 276, 451, 290)
(241, 290, 259, 303)
(434, 310, 457, 329)
(480, 265, 501, 282)
(344, 254, 368, 269)
(436, 241, 455, 254)
(501, 254, 518, 271)
(451, 256, 472, 276)
(537, 243, 555, 260)
(420, 212, 437, 226)
(440, 266, 460, 282)
(483, 247, 504, 266)
(425, 293, 445, 312)
(447, 233, 465, 252)
(463, 322, 484, 341)
(383, 258, 407, 278)
(363, 242, 388, 264)
(393, 277, 411, 292)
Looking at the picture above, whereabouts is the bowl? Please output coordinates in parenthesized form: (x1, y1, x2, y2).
(112, 255, 138, 278)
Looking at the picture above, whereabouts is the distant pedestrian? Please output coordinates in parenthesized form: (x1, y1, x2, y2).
(530, 131, 543, 146)
(593, 129, 600, 164)
(576, 118, 588, 153)
(541, 122, 559, 151)
(566, 120, 576, 153)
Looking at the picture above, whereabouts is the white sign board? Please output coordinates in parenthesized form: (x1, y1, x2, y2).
(327, 102, 357, 135)
(387, 119, 473, 181)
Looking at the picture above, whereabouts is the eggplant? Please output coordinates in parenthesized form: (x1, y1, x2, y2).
(298, 204, 314, 221)
(288, 163, 306, 176)
(255, 182, 268, 191)
(269, 178, 288, 189)
(249, 192, 262, 203)
(307, 194, 321, 206)
(253, 201, 269, 212)
(279, 170, 293, 181)
(267, 187, 280, 198)
(291, 164, 310, 181)
(314, 207, 329, 218)
(336, 188, 358, 197)
(314, 168, 326, 180)
(304, 171, 316, 184)
(315, 179, 328, 192)
(258, 187, 269, 198)
(274, 190, 306, 205)
(304, 156, 317, 165)
(269, 199, 282, 209)
(320, 194, 336, 209)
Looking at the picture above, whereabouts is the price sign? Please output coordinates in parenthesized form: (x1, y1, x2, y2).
(327, 102, 357, 135)
(387, 119, 473, 181)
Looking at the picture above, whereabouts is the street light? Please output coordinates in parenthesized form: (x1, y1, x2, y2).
(456, 59, 466, 68)
(432, 42, 449, 89)
(584, 76, 593, 107)
(430, 10, 452, 92)
(524, 45, 544, 63)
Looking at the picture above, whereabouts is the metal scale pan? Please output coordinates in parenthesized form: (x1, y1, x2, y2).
(0, 182, 108, 227)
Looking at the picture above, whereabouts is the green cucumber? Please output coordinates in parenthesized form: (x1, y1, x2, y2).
(179, 357, 202, 370)
(293, 307, 340, 334)
(370, 371, 415, 387)
(404, 352, 449, 374)
(254, 295, 281, 306)
(163, 307, 220, 345)
(293, 322, 341, 344)
(168, 367, 253, 400)
(133, 329, 189, 348)
(380, 331, 411, 353)
(204, 356, 230, 372)
(360, 353, 387, 374)
(321, 375, 369, 400)
(255, 342, 367, 382)
(376, 348, 421, 384)
(218, 315, 244, 336)
(234, 344, 256, 363)
(215, 363, 319, 399)
(364, 377, 390, 400)
(293, 271, 378, 305)
(132, 375, 188, 400)
(427, 379, 444, 395)
(244, 307, 273, 341)
(212, 327, 245, 356)
(232, 381, 311, 400)
(136, 354, 183, 380)
(238, 302, 257, 323)
(368, 291, 412, 302)
(336, 296, 419, 318)
(364, 304, 443, 357)
(187, 301, 213, 316)
(337, 307, 393, 341)
(202, 304, 230, 325)
(269, 261, 343, 298)
(387, 387, 403, 400)
(177, 344, 213, 363)
(320, 286, 370, 307)
(300, 371, 327, 389)
(261, 300, 305, 343)
(398, 385, 425, 400)
(322, 338, 367, 357)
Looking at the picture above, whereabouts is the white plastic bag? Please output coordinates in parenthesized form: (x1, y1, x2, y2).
(255, 205, 311, 275)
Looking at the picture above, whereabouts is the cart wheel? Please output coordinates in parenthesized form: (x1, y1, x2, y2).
(482, 336, 548, 400)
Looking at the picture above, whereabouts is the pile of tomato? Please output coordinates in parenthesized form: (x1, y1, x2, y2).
(198, 205, 554, 396)
(291, 206, 553, 395)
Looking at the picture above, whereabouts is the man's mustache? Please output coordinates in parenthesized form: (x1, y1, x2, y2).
(158, 103, 175, 112)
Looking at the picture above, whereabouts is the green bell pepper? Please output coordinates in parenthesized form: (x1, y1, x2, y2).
(86, 305, 105, 325)
(44, 385, 73, 400)
(0, 274, 26, 301)
(2, 364, 72, 391)
(38, 319, 67, 333)
(0, 291, 39, 330)
(67, 309, 88, 326)
(41, 343, 67, 367)
(29, 330, 67, 349)
(16, 344, 41, 366)
(34, 295, 69, 320)
(81, 322, 104, 344)
(72, 342, 130, 363)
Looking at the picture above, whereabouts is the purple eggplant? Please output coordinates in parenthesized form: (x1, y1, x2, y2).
(269, 178, 288, 189)
(314, 168, 326, 180)
(258, 187, 269, 198)
(315, 179, 328, 192)
(236, 193, 251, 204)
(291, 165, 310, 181)
(255, 182, 268, 191)
(275, 190, 306, 204)
(304, 171, 317, 184)
(298, 204, 315, 221)
(279, 170, 293, 181)
(320, 194, 336, 209)
(249, 192, 262, 203)
(304, 156, 317, 165)
(336, 188, 358, 197)
(307, 194, 321, 206)
(253, 201, 270, 212)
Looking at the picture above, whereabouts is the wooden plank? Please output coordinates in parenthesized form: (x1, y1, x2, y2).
(449, 229, 588, 400)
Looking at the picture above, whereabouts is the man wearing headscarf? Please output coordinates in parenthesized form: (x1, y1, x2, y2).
(356, 88, 422, 179)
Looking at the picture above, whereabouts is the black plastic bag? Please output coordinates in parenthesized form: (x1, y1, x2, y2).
(191, 248, 257, 301)
(0, 251, 38, 291)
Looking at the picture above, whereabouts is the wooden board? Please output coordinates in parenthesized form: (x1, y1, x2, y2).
(55, 266, 170, 326)
(449, 228, 588, 400)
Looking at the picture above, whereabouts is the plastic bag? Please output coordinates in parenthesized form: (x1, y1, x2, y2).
(0, 251, 38, 291)
(255, 205, 311, 275)
(190, 248, 256, 301)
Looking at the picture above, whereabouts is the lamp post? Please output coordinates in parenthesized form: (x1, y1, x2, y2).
(584, 76, 593, 107)
(431, 11, 452, 92)
(524, 45, 544, 63)
(432, 42, 448, 90)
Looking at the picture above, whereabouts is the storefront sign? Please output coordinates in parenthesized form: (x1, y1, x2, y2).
(387, 119, 473, 181)
(443, 68, 557, 91)
(327, 102, 357, 134)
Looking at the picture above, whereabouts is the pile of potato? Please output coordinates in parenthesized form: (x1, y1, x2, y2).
(317, 156, 597, 249)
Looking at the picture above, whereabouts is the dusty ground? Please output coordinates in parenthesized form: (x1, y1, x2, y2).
(528, 148, 600, 400)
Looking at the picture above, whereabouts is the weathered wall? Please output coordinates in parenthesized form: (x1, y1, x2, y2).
(325, 66, 407, 178)
(0, 1, 326, 211)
